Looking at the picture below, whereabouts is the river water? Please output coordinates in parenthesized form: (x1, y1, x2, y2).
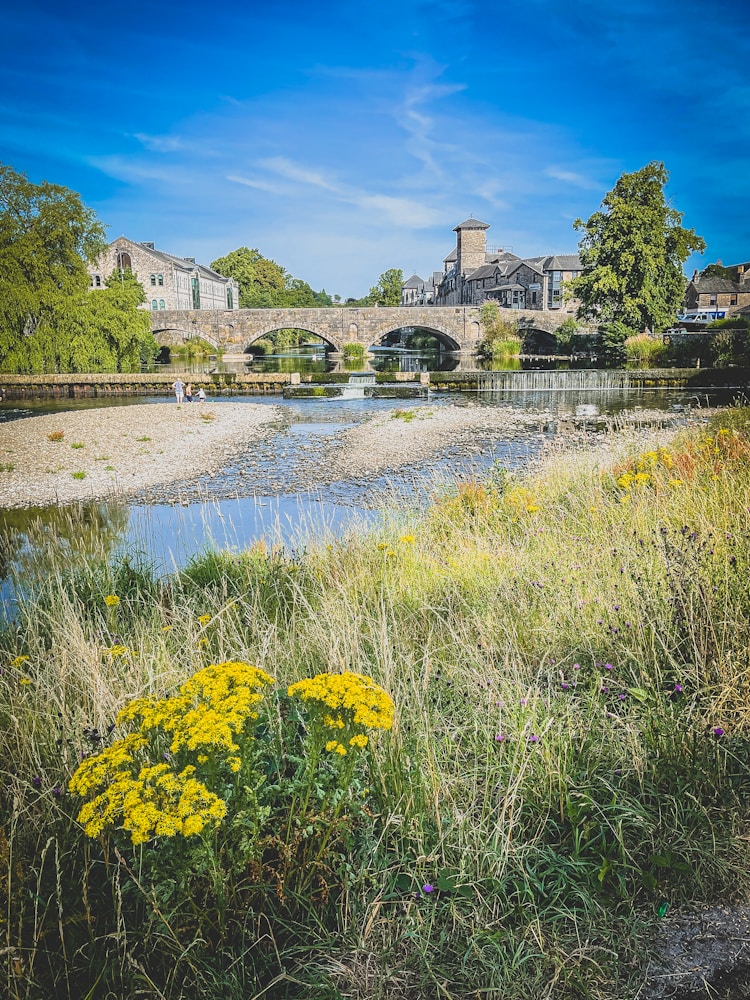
(0, 379, 741, 620)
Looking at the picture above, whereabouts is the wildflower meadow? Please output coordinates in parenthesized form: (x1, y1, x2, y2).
(1, 407, 750, 998)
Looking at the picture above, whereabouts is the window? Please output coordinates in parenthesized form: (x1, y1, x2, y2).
(553, 271, 562, 282)
(157, 274, 164, 286)
(227, 287, 234, 309)
(150, 274, 156, 286)
(116, 251, 132, 270)
(731, 294, 738, 305)
(151, 299, 158, 310)
(96, 275, 101, 287)
(709, 294, 717, 305)
(159, 299, 166, 310)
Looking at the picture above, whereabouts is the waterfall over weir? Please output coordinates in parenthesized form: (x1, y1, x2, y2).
(477, 369, 634, 392)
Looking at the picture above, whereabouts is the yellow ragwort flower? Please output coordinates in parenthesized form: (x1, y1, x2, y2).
(103, 594, 120, 607)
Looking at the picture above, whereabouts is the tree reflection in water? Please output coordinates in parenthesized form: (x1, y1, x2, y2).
(0, 503, 130, 611)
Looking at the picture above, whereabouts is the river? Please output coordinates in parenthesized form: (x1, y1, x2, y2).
(0, 381, 741, 620)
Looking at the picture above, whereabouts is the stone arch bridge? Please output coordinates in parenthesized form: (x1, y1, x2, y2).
(151, 306, 570, 354)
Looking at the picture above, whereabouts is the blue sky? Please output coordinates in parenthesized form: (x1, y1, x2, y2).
(2, 0, 749, 298)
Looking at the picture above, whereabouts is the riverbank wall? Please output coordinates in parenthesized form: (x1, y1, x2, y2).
(0, 368, 747, 400)
(0, 372, 293, 400)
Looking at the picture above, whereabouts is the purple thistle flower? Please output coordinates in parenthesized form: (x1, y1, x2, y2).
(31, 776, 42, 789)
(422, 884, 435, 893)
(495, 733, 505, 742)
(561, 683, 570, 691)
(51, 786, 62, 797)
(618, 693, 627, 701)
(601, 686, 609, 694)
(573, 663, 581, 671)
(520, 698, 526, 706)
(528, 734, 540, 743)
(604, 663, 613, 670)
(674, 684, 683, 693)
(713, 727, 725, 737)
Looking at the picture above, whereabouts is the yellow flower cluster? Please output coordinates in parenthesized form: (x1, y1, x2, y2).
(118, 661, 274, 755)
(9, 655, 29, 668)
(106, 644, 129, 657)
(288, 671, 394, 755)
(69, 661, 273, 844)
(71, 752, 226, 844)
(103, 594, 120, 607)
(612, 447, 676, 495)
(504, 486, 540, 515)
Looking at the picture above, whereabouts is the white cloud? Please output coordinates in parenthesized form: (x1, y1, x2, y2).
(544, 166, 601, 189)
(227, 173, 288, 195)
(87, 155, 188, 185)
(133, 132, 185, 153)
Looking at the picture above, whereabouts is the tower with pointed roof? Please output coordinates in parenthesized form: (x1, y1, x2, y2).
(454, 218, 490, 280)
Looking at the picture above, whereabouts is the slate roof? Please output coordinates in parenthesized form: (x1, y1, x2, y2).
(443, 248, 457, 262)
(403, 273, 427, 288)
(511, 259, 545, 277)
(453, 217, 491, 231)
(110, 237, 234, 284)
(467, 264, 502, 281)
(542, 254, 582, 271)
(485, 250, 520, 264)
(691, 276, 741, 294)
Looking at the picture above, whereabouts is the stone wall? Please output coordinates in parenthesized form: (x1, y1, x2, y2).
(456, 228, 487, 278)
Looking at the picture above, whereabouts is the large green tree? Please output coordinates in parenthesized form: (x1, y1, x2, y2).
(367, 268, 404, 307)
(210, 247, 286, 308)
(568, 162, 705, 335)
(0, 162, 112, 372)
(210, 247, 331, 309)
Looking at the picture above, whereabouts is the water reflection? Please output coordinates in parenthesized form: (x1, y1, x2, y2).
(0, 504, 130, 617)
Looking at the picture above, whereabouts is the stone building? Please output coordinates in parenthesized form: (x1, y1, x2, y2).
(401, 272, 441, 306)
(684, 263, 750, 315)
(88, 237, 239, 312)
(410, 218, 581, 313)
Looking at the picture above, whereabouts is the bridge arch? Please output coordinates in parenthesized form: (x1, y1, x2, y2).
(368, 325, 462, 353)
(240, 325, 338, 353)
(152, 326, 221, 351)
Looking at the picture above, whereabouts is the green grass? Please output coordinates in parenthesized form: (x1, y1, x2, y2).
(70, 470, 86, 479)
(2, 409, 750, 998)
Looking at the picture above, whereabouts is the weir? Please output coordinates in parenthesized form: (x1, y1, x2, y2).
(477, 369, 635, 392)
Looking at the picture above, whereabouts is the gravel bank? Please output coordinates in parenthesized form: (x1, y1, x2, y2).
(0, 400, 712, 510)
(0, 403, 284, 509)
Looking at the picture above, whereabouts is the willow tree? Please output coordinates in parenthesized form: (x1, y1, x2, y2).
(0, 163, 106, 372)
(568, 162, 705, 336)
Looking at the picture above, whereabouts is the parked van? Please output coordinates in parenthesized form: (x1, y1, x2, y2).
(677, 309, 727, 323)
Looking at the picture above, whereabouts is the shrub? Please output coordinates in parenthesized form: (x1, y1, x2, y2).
(624, 333, 667, 365)
(478, 302, 522, 358)
(342, 342, 366, 360)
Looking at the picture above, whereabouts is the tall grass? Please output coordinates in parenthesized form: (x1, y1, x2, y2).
(2, 410, 750, 998)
